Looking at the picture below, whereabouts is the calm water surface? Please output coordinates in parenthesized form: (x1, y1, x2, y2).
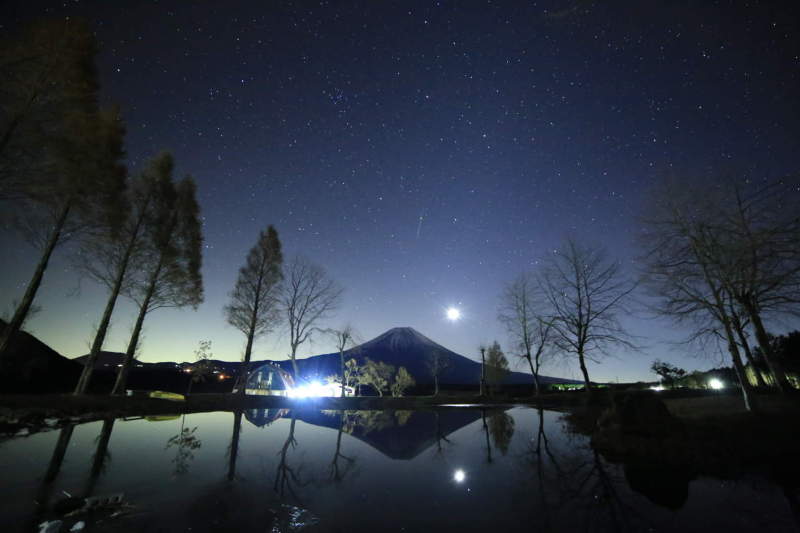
(1, 407, 796, 532)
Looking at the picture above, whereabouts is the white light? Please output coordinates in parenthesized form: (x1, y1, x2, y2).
(708, 378, 724, 390)
(446, 307, 461, 321)
(453, 469, 466, 483)
(286, 380, 342, 398)
(649, 385, 665, 392)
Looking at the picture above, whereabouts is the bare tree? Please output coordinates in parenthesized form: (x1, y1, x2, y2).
(106, 176, 204, 395)
(703, 179, 800, 393)
(499, 271, 553, 396)
(282, 255, 343, 379)
(225, 226, 283, 394)
(638, 177, 761, 409)
(323, 325, 358, 397)
(425, 349, 452, 396)
(539, 239, 636, 393)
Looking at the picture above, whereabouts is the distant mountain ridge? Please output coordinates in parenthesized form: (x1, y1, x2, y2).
(70, 327, 581, 387)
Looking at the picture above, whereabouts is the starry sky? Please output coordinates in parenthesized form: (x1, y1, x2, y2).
(2, 1, 799, 383)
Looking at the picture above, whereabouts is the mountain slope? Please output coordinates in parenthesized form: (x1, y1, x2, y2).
(271, 327, 580, 386)
(0, 319, 82, 393)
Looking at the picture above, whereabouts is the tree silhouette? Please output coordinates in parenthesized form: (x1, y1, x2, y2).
(540, 238, 636, 393)
(499, 271, 553, 396)
(107, 173, 203, 394)
(282, 255, 342, 379)
(74, 152, 173, 390)
(425, 349, 452, 396)
(225, 226, 283, 394)
(0, 20, 127, 363)
(484, 341, 509, 396)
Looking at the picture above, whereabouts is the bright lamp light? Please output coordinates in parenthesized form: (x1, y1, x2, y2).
(708, 378, 724, 390)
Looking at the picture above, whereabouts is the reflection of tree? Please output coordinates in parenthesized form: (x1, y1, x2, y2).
(481, 410, 493, 464)
(274, 415, 305, 499)
(84, 418, 115, 496)
(329, 415, 355, 483)
(339, 409, 412, 435)
(487, 411, 515, 456)
(431, 411, 453, 458)
(28, 424, 76, 530)
(226, 411, 242, 481)
(166, 414, 202, 477)
(521, 408, 647, 532)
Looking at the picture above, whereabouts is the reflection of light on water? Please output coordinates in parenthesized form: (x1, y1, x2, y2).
(453, 469, 466, 483)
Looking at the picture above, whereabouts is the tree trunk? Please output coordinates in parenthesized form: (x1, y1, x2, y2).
(745, 302, 792, 393)
(290, 346, 300, 381)
(719, 318, 758, 412)
(526, 354, 540, 397)
(577, 350, 592, 393)
(339, 350, 345, 398)
(109, 264, 160, 395)
(0, 202, 71, 362)
(732, 321, 768, 389)
(77, 212, 146, 395)
(237, 330, 255, 396)
(479, 347, 486, 396)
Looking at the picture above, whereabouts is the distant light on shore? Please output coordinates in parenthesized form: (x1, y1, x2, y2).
(708, 378, 724, 390)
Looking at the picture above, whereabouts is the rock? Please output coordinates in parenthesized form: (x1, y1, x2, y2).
(613, 391, 682, 437)
(38, 520, 62, 533)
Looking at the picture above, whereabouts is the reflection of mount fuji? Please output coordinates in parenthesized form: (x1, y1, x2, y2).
(244, 408, 488, 460)
(275, 327, 577, 386)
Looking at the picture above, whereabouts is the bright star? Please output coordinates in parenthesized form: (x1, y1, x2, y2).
(446, 307, 461, 321)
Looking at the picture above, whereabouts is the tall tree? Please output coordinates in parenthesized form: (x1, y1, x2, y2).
(0, 107, 127, 364)
(498, 271, 553, 396)
(639, 176, 763, 409)
(282, 255, 342, 379)
(0, 20, 128, 363)
(106, 174, 203, 394)
(1, 19, 99, 199)
(539, 239, 636, 393)
(324, 325, 358, 397)
(426, 349, 452, 396)
(703, 180, 800, 392)
(75, 152, 173, 387)
(225, 226, 283, 394)
(484, 341, 510, 396)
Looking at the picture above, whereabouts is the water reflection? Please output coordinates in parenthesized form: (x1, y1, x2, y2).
(166, 415, 202, 477)
(5, 407, 798, 532)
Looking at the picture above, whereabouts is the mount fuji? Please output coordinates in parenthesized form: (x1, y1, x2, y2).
(274, 327, 578, 386)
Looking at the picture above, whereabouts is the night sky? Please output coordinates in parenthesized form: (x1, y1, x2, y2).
(2, 1, 799, 383)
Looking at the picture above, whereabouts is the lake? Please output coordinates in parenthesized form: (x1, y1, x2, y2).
(1, 406, 797, 532)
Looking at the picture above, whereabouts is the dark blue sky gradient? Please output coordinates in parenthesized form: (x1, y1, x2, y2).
(2, 1, 799, 382)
